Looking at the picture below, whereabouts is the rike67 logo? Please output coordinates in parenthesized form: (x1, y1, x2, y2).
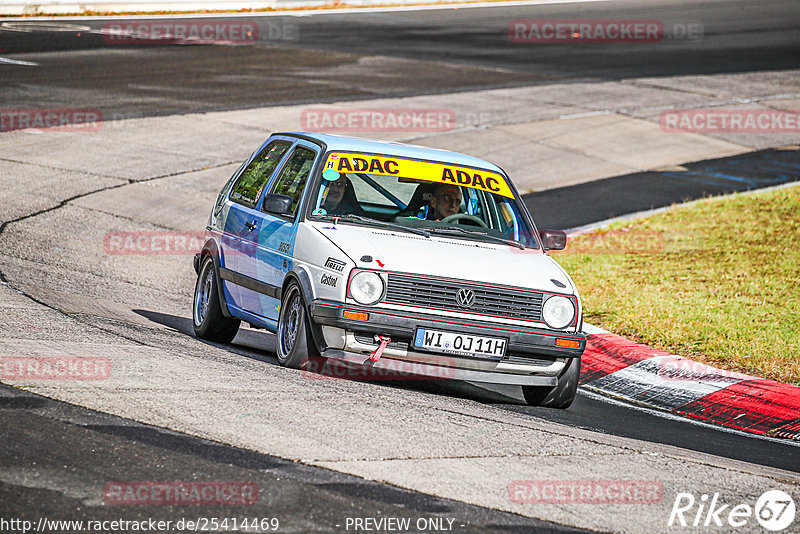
(669, 490, 796, 531)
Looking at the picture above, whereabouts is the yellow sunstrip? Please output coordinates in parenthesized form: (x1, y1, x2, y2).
(324, 152, 514, 199)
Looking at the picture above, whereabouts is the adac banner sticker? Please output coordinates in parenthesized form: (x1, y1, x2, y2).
(324, 152, 514, 199)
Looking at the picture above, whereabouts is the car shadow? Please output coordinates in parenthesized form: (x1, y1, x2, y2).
(132, 309, 278, 365)
(133, 309, 525, 405)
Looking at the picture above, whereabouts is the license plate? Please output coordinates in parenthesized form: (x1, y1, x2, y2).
(413, 328, 508, 358)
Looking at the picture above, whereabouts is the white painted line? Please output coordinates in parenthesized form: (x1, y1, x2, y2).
(582, 322, 609, 335)
(0, 0, 610, 21)
(0, 57, 39, 66)
(0, 21, 90, 31)
(558, 110, 611, 120)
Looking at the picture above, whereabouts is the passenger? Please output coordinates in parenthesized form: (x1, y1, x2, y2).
(322, 174, 365, 216)
(427, 184, 463, 221)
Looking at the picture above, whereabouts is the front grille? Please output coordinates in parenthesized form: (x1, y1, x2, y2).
(384, 273, 544, 323)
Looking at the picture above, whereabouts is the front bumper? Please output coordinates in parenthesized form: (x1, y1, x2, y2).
(309, 299, 585, 384)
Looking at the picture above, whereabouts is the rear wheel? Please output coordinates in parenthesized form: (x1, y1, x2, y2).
(522, 356, 580, 409)
(276, 281, 318, 369)
(193, 256, 240, 343)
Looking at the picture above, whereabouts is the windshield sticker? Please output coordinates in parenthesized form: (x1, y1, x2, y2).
(312, 208, 327, 216)
(322, 169, 340, 181)
(324, 152, 514, 198)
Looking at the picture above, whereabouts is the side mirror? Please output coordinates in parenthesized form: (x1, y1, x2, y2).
(262, 194, 293, 215)
(539, 229, 567, 251)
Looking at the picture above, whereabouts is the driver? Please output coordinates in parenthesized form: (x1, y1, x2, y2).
(427, 184, 463, 221)
(321, 174, 365, 216)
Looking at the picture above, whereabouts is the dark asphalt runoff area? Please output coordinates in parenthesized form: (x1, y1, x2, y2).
(2, 0, 800, 530)
(0, 384, 585, 533)
(524, 147, 800, 230)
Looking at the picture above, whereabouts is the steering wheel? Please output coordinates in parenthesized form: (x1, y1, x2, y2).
(441, 213, 488, 228)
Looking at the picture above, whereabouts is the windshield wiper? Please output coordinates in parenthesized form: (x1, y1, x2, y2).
(423, 226, 525, 250)
(315, 214, 430, 238)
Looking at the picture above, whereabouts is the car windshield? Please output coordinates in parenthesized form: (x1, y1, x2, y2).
(308, 152, 540, 248)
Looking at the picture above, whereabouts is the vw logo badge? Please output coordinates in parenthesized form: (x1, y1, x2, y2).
(456, 288, 476, 308)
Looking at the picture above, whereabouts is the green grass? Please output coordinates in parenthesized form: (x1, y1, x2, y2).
(553, 183, 800, 385)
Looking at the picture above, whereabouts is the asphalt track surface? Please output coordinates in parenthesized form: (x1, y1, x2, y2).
(2, 0, 800, 530)
(1, 0, 799, 118)
(0, 383, 583, 533)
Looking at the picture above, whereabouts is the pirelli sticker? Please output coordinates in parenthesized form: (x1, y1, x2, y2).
(324, 152, 514, 199)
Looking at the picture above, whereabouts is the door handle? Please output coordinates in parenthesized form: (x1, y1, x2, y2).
(245, 220, 257, 230)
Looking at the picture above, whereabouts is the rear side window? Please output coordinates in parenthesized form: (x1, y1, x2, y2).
(268, 147, 317, 216)
(230, 141, 291, 207)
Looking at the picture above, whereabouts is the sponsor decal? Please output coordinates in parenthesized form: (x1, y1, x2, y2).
(278, 242, 291, 253)
(325, 257, 346, 272)
(320, 273, 338, 287)
(324, 152, 514, 199)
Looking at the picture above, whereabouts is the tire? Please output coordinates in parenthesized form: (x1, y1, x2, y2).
(276, 281, 319, 369)
(193, 256, 240, 343)
(522, 355, 581, 409)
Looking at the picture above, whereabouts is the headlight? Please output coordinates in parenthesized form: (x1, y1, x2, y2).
(349, 271, 384, 306)
(542, 296, 575, 329)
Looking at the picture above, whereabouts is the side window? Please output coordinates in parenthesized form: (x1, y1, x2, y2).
(230, 141, 291, 207)
(267, 146, 317, 216)
(213, 165, 242, 215)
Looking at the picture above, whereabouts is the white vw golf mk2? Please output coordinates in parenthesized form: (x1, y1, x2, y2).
(193, 132, 586, 408)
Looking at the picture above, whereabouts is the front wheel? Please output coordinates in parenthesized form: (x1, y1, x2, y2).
(193, 256, 240, 343)
(276, 282, 318, 369)
(522, 356, 581, 409)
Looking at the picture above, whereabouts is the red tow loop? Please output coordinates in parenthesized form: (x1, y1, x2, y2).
(369, 335, 391, 362)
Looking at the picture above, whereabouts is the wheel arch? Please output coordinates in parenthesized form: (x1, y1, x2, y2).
(198, 238, 234, 319)
(283, 267, 326, 353)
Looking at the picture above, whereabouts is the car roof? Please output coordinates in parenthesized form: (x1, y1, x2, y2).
(279, 131, 505, 174)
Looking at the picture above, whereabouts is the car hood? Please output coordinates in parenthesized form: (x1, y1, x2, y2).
(309, 221, 575, 295)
